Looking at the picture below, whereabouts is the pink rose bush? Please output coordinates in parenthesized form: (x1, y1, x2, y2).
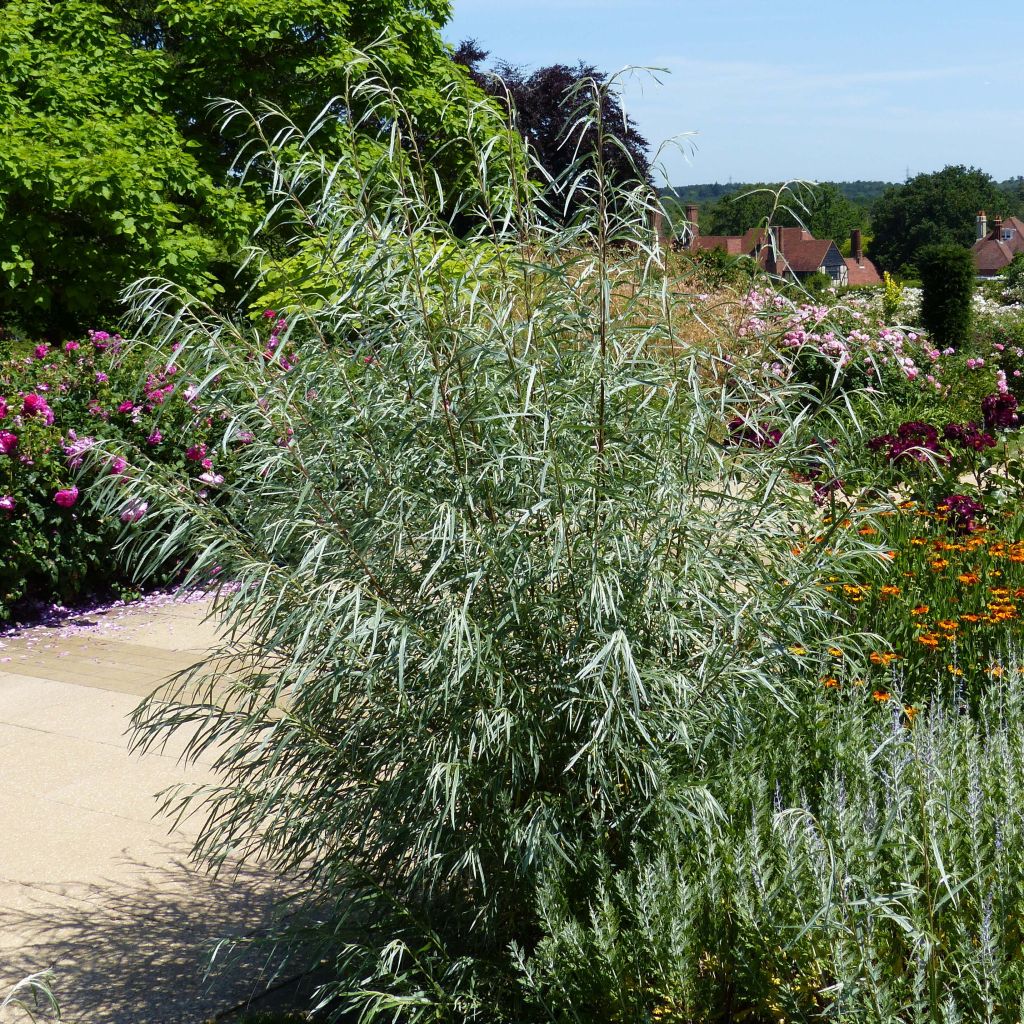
(0, 319, 292, 617)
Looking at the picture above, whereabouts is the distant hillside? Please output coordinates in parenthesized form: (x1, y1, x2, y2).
(660, 181, 894, 209)
(662, 177, 1024, 211)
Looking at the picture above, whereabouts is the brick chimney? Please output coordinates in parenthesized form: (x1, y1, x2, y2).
(685, 204, 699, 241)
(993, 215, 1004, 238)
(977, 210, 988, 240)
(851, 228, 863, 265)
(774, 225, 785, 253)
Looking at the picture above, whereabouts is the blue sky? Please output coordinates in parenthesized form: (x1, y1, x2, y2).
(444, 1, 1024, 187)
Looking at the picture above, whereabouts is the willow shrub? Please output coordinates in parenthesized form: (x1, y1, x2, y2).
(95, 75, 870, 1022)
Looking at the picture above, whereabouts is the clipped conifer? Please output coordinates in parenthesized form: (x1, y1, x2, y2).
(917, 243, 975, 347)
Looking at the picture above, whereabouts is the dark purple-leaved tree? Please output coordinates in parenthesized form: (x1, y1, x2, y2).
(454, 40, 652, 222)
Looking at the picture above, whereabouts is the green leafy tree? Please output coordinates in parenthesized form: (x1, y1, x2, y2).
(703, 182, 864, 243)
(917, 243, 975, 348)
(998, 176, 1024, 216)
(0, 1, 503, 337)
(868, 165, 1008, 274)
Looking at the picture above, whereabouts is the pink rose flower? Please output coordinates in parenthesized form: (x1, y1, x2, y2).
(147, 430, 163, 446)
(34, 344, 49, 359)
(95, 372, 109, 384)
(65, 341, 80, 352)
(54, 487, 79, 508)
(185, 444, 207, 462)
(62, 431, 96, 468)
(0, 431, 17, 456)
(0, 495, 14, 512)
(22, 393, 54, 424)
(0, 397, 6, 419)
(117, 400, 134, 414)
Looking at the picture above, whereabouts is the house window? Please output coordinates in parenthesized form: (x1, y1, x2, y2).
(1003, 228, 1015, 241)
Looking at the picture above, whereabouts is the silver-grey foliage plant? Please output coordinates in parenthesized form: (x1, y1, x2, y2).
(102, 64, 866, 1022)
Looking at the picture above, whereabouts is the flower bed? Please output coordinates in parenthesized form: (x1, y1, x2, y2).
(0, 323, 288, 618)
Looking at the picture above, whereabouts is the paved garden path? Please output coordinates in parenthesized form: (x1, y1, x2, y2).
(0, 593, 295, 1024)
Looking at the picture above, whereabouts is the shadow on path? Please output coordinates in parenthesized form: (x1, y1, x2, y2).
(0, 855, 302, 1024)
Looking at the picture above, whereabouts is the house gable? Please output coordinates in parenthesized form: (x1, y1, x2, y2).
(972, 216, 1024, 275)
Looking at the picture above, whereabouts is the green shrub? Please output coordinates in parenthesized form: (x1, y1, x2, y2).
(99, 84, 869, 1024)
(800, 270, 833, 298)
(881, 269, 904, 321)
(917, 243, 975, 347)
(1003, 252, 1024, 305)
(678, 245, 752, 289)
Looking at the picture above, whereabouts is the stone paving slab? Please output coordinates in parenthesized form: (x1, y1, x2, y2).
(0, 593, 297, 1024)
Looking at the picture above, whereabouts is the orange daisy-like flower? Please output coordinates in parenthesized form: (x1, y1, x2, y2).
(788, 645, 807, 655)
(910, 537, 926, 546)
(870, 651, 901, 666)
(937, 619, 958, 632)
(872, 690, 891, 702)
(821, 676, 840, 689)
(911, 605, 930, 615)
(881, 550, 897, 561)
(904, 705, 919, 721)
(790, 546, 803, 556)
(958, 573, 981, 585)
(960, 613, 982, 623)
(918, 633, 940, 648)
(947, 664, 964, 676)
(859, 526, 877, 536)
(828, 647, 844, 658)
(930, 558, 949, 571)
(988, 665, 1006, 678)
(880, 585, 901, 598)
(991, 587, 1011, 598)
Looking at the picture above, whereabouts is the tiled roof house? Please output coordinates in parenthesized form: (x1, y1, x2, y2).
(676, 204, 881, 286)
(972, 211, 1024, 276)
